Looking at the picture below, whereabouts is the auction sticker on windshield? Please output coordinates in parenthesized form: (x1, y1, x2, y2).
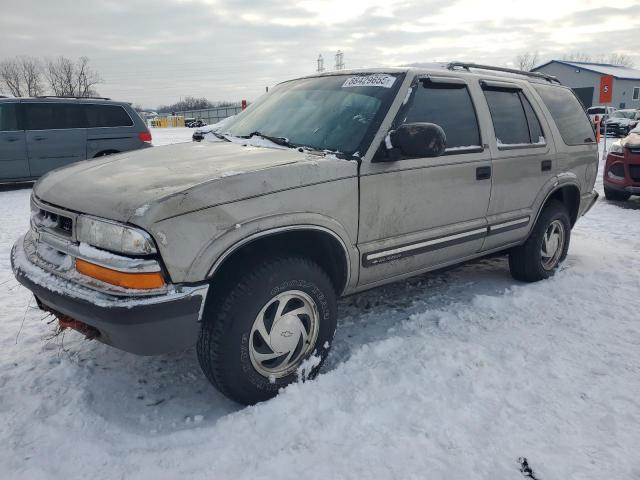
(342, 74, 396, 88)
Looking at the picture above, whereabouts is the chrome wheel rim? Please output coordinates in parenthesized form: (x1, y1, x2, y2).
(249, 290, 319, 379)
(541, 220, 565, 270)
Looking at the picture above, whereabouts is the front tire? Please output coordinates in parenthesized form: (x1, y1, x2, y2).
(197, 256, 337, 405)
(509, 200, 571, 282)
(604, 186, 631, 202)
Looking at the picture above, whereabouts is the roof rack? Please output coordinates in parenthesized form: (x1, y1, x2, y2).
(35, 95, 112, 100)
(446, 62, 560, 84)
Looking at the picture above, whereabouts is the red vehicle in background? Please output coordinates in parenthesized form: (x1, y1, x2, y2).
(604, 124, 640, 201)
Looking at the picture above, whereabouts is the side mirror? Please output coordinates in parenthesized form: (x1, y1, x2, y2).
(385, 122, 446, 159)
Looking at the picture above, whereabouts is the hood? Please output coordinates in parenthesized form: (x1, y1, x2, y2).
(606, 117, 635, 126)
(621, 132, 640, 147)
(34, 142, 328, 222)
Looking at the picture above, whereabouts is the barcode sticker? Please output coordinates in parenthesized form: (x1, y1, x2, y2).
(342, 74, 396, 88)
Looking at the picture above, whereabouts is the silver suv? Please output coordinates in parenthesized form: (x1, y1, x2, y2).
(0, 97, 151, 183)
(12, 63, 599, 405)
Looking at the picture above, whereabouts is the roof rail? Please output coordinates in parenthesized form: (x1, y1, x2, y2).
(35, 95, 112, 100)
(446, 62, 560, 84)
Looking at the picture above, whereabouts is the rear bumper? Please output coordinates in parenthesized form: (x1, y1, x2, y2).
(11, 235, 208, 355)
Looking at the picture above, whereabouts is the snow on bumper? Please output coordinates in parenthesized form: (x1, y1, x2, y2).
(11, 234, 209, 355)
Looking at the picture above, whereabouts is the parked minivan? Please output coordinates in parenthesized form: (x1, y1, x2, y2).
(0, 97, 151, 183)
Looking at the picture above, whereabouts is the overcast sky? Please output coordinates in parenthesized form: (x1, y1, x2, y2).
(2, 0, 639, 108)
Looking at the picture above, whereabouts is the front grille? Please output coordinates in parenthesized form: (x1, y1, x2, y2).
(33, 208, 74, 238)
(629, 165, 640, 182)
(59, 215, 73, 233)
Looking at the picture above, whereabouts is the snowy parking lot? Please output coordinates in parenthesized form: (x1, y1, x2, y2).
(1, 131, 639, 479)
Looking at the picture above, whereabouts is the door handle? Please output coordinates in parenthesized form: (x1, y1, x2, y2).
(476, 166, 491, 180)
(541, 160, 552, 172)
(5, 137, 19, 142)
(33, 136, 47, 141)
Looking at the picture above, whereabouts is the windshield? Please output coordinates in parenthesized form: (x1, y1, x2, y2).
(222, 73, 404, 155)
(611, 111, 635, 119)
(587, 107, 605, 114)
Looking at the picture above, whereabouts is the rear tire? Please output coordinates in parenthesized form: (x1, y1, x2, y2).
(197, 256, 337, 405)
(604, 186, 631, 202)
(509, 200, 571, 282)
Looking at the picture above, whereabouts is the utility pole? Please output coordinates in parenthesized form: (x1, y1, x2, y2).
(335, 50, 344, 71)
(317, 54, 324, 73)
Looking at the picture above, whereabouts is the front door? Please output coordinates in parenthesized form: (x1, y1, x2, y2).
(24, 102, 87, 177)
(358, 76, 492, 287)
(0, 102, 30, 180)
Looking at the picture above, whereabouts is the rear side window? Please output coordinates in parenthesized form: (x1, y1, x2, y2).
(482, 87, 544, 146)
(0, 103, 19, 131)
(532, 84, 595, 145)
(25, 103, 85, 130)
(401, 80, 481, 150)
(84, 105, 133, 128)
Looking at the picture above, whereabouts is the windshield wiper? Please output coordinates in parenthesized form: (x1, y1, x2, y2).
(242, 131, 296, 148)
(210, 130, 230, 142)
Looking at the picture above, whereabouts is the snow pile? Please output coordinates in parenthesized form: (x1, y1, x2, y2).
(0, 141, 639, 479)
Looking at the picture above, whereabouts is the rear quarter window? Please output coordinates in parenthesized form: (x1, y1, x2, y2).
(85, 105, 134, 128)
(533, 84, 595, 145)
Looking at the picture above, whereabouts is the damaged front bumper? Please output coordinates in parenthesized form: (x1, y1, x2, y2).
(11, 233, 209, 355)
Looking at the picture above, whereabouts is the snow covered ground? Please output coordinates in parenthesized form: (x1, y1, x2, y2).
(151, 127, 194, 146)
(1, 135, 639, 479)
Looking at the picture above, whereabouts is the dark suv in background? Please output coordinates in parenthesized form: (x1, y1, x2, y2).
(0, 97, 151, 183)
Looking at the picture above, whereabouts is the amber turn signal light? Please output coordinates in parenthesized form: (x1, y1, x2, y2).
(76, 258, 165, 290)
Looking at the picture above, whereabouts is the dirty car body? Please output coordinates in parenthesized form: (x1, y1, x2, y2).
(12, 65, 599, 404)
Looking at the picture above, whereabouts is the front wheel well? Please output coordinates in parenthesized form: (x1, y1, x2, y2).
(208, 229, 350, 295)
(546, 185, 581, 227)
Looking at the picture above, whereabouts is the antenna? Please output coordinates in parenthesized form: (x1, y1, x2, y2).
(335, 50, 345, 70)
(317, 54, 324, 73)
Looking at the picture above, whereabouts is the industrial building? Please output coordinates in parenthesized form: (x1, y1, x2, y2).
(533, 60, 640, 109)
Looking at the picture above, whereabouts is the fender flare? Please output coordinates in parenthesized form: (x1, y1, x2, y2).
(191, 215, 357, 294)
(531, 174, 582, 229)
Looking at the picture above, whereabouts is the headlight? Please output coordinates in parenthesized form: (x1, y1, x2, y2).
(609, 142, 624, 155)
(76, 216, 157, 255)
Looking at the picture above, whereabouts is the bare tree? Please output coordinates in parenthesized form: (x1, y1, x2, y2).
(515, 52, 539, 71)
(45, 56, 101, 97)
(562, 52, 634, 67)
(45, 56, 75, 96)
(74, 56, 101, 97)
(607, 53, 634, 67)
(0, 56, 44, 96)
(0, 59, 23, 96)
(562, 52, 593, 63)
(19, 56, 44, 96)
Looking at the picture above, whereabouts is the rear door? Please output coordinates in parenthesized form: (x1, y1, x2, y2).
(479, 80, 556, 251)
(25, 102, 87, 177)
(0, 102, 30, 180)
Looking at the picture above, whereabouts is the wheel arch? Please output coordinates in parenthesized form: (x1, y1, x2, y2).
(93, 150, 120, 158)
(206, 225, 353, 295)
(535, 181, 581, 228)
